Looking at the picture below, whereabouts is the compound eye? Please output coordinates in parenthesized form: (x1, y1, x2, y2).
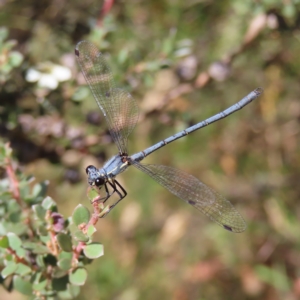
(95, 177, 105, 187)
(85, 165, 93, 174)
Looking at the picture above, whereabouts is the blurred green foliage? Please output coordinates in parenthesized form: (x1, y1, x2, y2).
(0, 27, 23, 84)
(0, 0, 300, 299)
(0, 142, 104, 299)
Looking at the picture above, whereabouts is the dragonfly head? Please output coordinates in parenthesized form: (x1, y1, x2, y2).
(85, 165, 106, 188)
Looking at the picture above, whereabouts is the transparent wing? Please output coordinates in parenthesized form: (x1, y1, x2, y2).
(75, 41, 139, 154)
(132, 162, 246, 233)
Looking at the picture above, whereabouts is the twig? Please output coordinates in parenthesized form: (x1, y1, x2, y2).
(97, 0, 114, 27)
(72, 194, 104, 262)
(4, 144, 22, 206)
(7, 247, 37, 271)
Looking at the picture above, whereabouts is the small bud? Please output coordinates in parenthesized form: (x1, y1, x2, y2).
(51, 212, 65, 232)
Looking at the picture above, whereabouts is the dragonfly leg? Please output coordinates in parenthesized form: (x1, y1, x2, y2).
(92, 182, 114, 204)
(114, 179, 127, 198)
(99, 179, 127, 218)
(106, 179, 126, 199)
(102, 182, 117, 204)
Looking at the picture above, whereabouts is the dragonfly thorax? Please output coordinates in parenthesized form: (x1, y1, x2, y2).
(102, 154, 130, 178)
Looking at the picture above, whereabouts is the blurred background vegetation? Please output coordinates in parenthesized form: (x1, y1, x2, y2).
(1, 0, 300, 299)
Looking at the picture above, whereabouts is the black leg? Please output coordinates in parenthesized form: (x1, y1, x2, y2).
(99, 179, 127, 218)
(107, 180, 126, 199)
(114, 179, 127, 198)
(102, 182, 117, 203)
(92, 183, 114, 203)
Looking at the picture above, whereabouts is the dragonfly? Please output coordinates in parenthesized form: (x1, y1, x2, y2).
(75, 40, 263, 233)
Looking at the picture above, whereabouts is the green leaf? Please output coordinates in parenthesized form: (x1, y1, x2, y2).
(0, 143, 5, 158)
(58, 258, 72, 271)
(0, 223, 6, 236)
(3, 39, 16, 51)
(15, 263, 31, 276)
(7, 199, 20, 213)
(118, 48, 129, 64)
(15, 247, 26, 258)
(9, 51, 23, 67)
(72, 86, 90, 102)
(58, 283, 80, 299)
(32, 272, 47, 291)
(32, 181, 48, 199)
(13, 275, 33, 296)
(38, 225, 48, 236)
(53, 268, 68, 278)
(86, 187, 100, 202)
(36, 255, 45, 267)
(22, 242, 50, 254)
(72, 204, 90, 226)
(1, 261, 17, 278)
(42, 196, 57, 210)
(0, 207, 5, 218)
(32, 280, 47, 292)
(2, 220, 27, 236)
(8, 211, 21, 222)
(0, 27, 8, 42)
(57, 233, 73, 252)
(86, 225, 96, 237)
(69, 268, 87, 286)
(255, 264, 291, 292)
(40, 234, 50, 244)
(0, 235, 9, 248)
(18, 180, 30, 201)
(7, 232, 22, 250)
(1, 62, 12, 74)
(51, 274, 68, 291)
(59, 251, 73, 260)
(0, 191, 12, 203)
(83, 243, 104, 259)
(32, 204, 47, 220)
(73, 230, 89, 242)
